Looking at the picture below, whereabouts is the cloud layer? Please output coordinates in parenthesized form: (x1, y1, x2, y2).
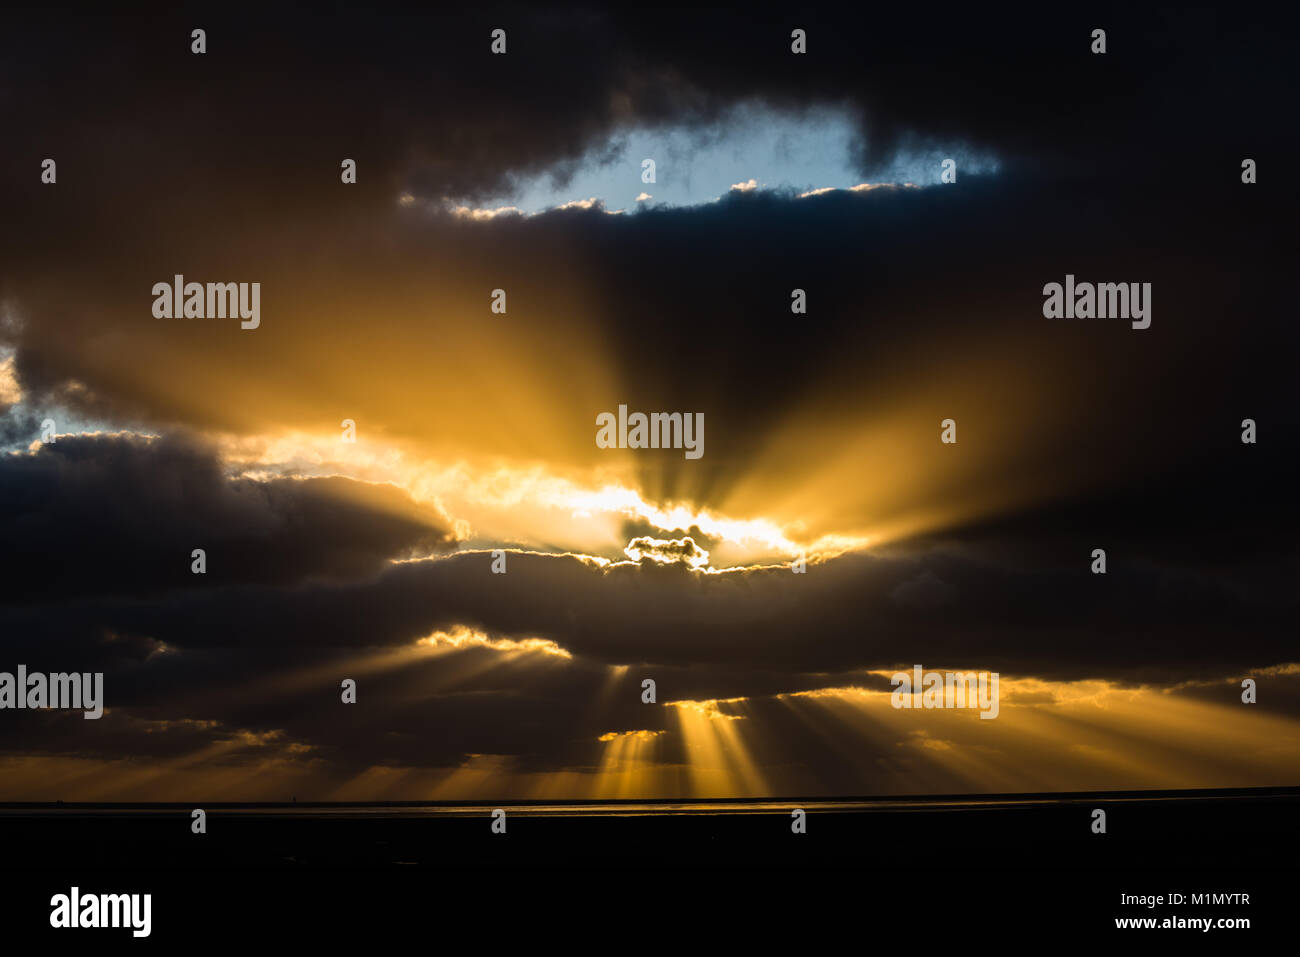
(1, 4, 1296, 799)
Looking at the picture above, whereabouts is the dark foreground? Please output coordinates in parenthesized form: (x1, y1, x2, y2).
(1, 787, 1295, 942)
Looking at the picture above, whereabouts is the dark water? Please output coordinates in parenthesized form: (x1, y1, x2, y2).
(3, 787, 1295, 941)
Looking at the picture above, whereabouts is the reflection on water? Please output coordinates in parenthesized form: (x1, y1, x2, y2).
(0, 790, 1280, 818)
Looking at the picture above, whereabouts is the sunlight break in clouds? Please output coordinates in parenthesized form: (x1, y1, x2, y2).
(428, 101, 999, 215)
(216, 429, 870, 566)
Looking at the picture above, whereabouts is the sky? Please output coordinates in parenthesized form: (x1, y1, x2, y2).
(0, 4, 1297, 801)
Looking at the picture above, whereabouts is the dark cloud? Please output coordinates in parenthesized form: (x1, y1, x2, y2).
(3, 4, 1288, 205)
(6, 535, 1292, 684)
(0, 433, 460, 604)
(0, 407, 40, 447)
(1, 3, 1296, 793)
(0, 5, 1293, 516)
